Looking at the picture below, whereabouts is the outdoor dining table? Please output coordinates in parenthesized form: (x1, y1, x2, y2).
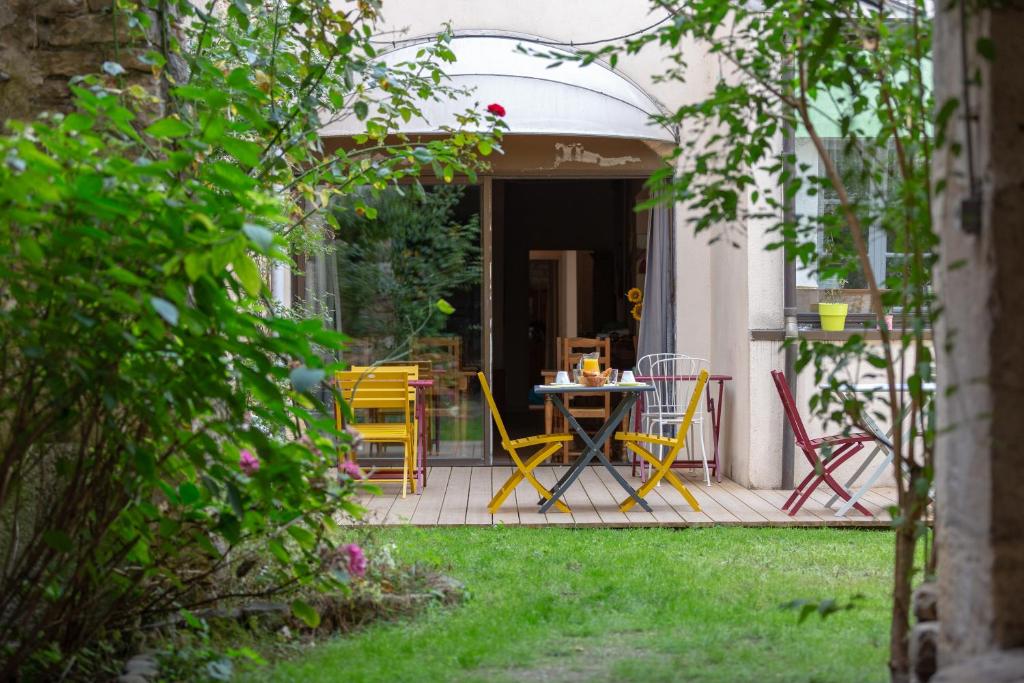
(634, 374, 732, 483)
(409, 378, 433, 492)
(534, 382, 656, 513)
(821, 381, 936, 517)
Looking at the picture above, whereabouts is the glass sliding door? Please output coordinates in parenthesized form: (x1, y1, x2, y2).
(324, 183, 486, 463)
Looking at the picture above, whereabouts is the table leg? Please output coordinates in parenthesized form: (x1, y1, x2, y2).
(835, 450, 894, 517)
(826, 394, 908, 508)
(540, 394, 650, 513)
(712, 379, 724, 482)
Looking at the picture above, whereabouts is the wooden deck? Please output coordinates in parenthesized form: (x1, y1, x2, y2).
(346, 466, 897, 528)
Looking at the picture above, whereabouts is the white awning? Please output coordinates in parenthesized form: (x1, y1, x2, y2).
(319, 33, 676, 143)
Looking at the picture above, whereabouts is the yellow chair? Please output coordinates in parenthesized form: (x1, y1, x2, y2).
(335, 370, 416, 497)
(614, 369, 710, 512)
(478, 371, 573, 514)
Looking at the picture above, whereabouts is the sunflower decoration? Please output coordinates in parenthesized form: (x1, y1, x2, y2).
(626, 287, 643, 303)
(631, 302, 643, 321)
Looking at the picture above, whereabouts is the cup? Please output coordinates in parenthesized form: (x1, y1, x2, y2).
(572, 368, 582, 383)
(621, 370, 636, 384)
(609, 369, 620, 384)
(554, 370, 570, 385)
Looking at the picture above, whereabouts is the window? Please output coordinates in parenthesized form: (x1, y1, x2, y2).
(795, 137, 904, 319)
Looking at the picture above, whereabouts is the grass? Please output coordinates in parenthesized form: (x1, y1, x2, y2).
(252, 526, 893, 683)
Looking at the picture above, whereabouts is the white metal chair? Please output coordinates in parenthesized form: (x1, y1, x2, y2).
(636, 354, 712, 486)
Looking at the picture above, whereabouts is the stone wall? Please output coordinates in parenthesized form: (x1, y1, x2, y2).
(933, 0, 1024, 680)
(0, 0, 166, 121)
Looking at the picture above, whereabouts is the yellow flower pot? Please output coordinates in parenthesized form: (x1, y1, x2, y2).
(818, 302, 849, 331)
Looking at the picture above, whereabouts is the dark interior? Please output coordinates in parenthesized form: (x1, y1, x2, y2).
(492, 178, 644, 437)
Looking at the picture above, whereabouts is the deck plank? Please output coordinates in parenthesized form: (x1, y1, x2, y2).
(579, 466, 632, 526)
(591, 465, 661, 525)
(491, 466, 520, 526)
(717, 479, 802, 525)
(465, 465, 493, 526)
(438, 465, 471, 526)
(382, 479, 423, 525)
(356, 482, 398, 526)
(356, 466, 898, 528)
(409, 466, 451, 525)
(749, 488, 827, 525)
(536, 466, 575, 525)
(558, 465, 603, 527)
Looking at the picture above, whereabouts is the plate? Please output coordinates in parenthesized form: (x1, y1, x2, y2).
(548, 382, 581, 387)
(616, 382, 646, 387)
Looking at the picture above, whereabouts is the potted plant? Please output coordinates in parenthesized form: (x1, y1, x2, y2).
(818, 279, 849, 331)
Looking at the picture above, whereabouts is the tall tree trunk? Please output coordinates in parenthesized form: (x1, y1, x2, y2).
(890, 524, 917, 682)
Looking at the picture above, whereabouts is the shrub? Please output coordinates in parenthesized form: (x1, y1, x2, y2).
(0, 0, 503, 677)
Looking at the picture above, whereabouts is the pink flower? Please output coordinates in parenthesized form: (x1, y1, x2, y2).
(343, 543, 367, 578)
(239, 449, 260, 476)
(339, 459, 363, 480)
(486, 103, 506, 117)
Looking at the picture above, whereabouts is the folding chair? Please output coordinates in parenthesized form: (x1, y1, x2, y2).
(335, 370, 417, 498)
(615, 369, 709, 512)
(478, 371, 573, 514)
(770, 370, 875, 516)
(351, 364, 428, 490)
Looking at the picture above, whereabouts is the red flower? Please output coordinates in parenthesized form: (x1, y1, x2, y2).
(486, 103, 506, 117)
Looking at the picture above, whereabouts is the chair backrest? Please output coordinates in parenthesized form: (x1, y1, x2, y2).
(380, 359, 432, 380)
(413, 337, 461, 372)
(667, 369, 710, 448)
(561, 337, 610, 372)
(647, 355, 709, 422)
(351, 364, 419, 380)
(477, 371, 512, 446)
(636, 353, 681, 378)
(335, 370, 411, 424)
(770, 369, 810, 446)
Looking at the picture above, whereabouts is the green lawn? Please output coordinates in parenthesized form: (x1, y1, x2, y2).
(254, 527, 893, 683)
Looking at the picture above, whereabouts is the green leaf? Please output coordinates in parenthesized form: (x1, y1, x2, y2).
(18, 238, 43, 265)
(184, 253, 206, 281)
(286, 525, 316, 549)
(976, 37, 996, 61)
(353, 101, 369, 120)
(150, 297, 179, 326)
(43, 530, 73, 554)
(144, 116, 191, 139)
(233, 255, 262, 296)
(290, 366, 325, 393)
(268, 538, 290, 564)
(226, 481, 245, 520)
(223, 137, 263, 167)
(180, 608, 203, 630)
(178, 482, 201, 505)
(243, 223, 274, 252)
(291, 599, 321, 628)
(436, 298, 455, 315)
(477, 140, 493, 156)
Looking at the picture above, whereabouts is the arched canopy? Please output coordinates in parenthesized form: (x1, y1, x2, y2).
(319, 33, 677, 143)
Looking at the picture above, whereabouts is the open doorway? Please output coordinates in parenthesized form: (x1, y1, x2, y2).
(492, 179, 649, 440)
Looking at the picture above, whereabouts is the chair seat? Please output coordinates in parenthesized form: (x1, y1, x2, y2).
(509, 433, 574, 448)
(353, 424, 414, 441)
(615, 431, 678, 447)
(808, 432, 875, 448)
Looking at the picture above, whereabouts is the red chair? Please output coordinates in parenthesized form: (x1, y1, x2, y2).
(770, 370, 875, 516)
